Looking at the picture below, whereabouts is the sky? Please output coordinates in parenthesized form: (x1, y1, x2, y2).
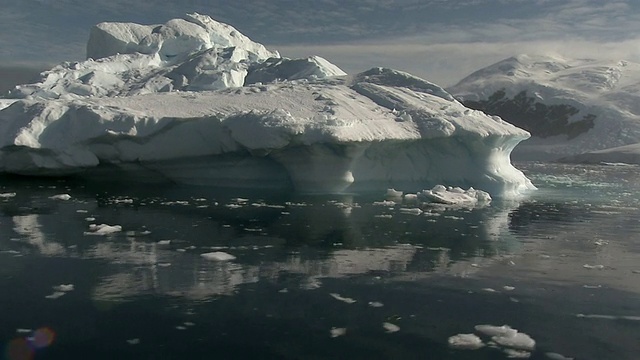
(3, 0, 640, 86)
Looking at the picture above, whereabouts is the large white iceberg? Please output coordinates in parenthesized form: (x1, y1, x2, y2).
(0, 14, 533, 197)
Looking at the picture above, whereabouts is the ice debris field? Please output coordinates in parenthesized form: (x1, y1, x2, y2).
(0, 13, 534, 196)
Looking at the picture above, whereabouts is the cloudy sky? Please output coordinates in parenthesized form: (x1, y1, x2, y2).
(3, 0, 640, 86)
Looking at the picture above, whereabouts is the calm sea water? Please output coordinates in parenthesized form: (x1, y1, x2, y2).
(0, 162, 639, 360)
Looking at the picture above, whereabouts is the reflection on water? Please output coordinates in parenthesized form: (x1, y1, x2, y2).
(0, 163, 639, 359)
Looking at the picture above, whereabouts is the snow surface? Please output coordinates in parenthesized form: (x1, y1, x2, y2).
(0, 14, 533, 197)
(449, 54, 640, 159)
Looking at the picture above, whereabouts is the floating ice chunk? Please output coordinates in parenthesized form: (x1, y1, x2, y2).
(399, 208, 423, 215)
(419, 185, 491, 206)
(503, 348, 531, 358)
(175, 326, 187, 330)
(157, 240, 172, 245)
(85, 224, 122, 235)
(85, 217, 96, 221)
(45, 292, 66, 299)
(583, 284, 601, 289)
(583, 264, 605, 270)
(53, 284, 74, 292)
(373, 200, 396, 206)
(330, 327, 346, 338)
(16, 329, 32, 334)
(183, 322, 195, 327)
(126, 338, 140, 345)
(50, 194, 71, 201)
(0, 193, 16, 198)
(329, 293, 356, 304)
(386, 188, 403, 198)
(503, 286, 515, 291)
(576, 313, 640, 321)
(482, 288, 498, 293)
(474, 325, 518, 338)
(492, 332, 536, 351)
(545, 352, 574, 360)
(382, 322, 400, 333)
(200, 251, 236, 261)
(447, 333, 484, 349)
(403, 194, 418, 204)
(368, 301, 384, 308)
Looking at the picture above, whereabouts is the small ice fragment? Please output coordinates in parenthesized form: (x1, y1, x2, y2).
(50, 194, 71, 201)
(157, 263, 172, 267)
(403, 193, 418, 203)
(503, 286, 515, 291)
(539, 254, 551, 259)
(632, 270, 640, 274)
(330, 327, 346, 338)
(545, 352, 574, 360)
(447, 333, 484, 349)
(183, 322, 195, 327)
(368, 301, 384, 308)
(278, 288, 289, 293)
(386, 189, 403, 198)
(0, 193, 16, 198)
(175, 326, 187, 330)
(510, 297, 520, 303)
(201, 251, 236, 261)
(382, 322, 400, 333)
(583, 285, 601, 289)
(157, 240, 172, 245)
(85, 224, 122, 235)
(399, 208, 423, 215)
(45, 292, 66, 299)
(16, 329, 32, 334)
(474, 325, 518, 338)
(53, 284, 74, 292)
(503, 348, 531, 358)
(76, 209, 88, 213)
(329, 293, 356, 304)
(492, 332, 536, 351)
(84, 217, 96, 221)
(482, 288, 497, 293)
(126, 338, 140, 345)
(594, 240, 608, 246)
(583, 264, 605, 270)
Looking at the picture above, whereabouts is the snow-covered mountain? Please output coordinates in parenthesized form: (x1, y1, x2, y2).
(448, 54, 640, 160)
(0, 14, 533, 196)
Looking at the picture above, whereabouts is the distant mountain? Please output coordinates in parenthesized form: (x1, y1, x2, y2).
(448, 54, 640, 160)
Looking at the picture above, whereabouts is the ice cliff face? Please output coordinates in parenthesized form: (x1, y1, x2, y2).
(448, 54, 640, 160)
(0, 14, 533, 197)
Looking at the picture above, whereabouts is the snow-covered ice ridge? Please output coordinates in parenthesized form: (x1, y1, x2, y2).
(449, 54, 640, 161)
(0, 14, 533, 196)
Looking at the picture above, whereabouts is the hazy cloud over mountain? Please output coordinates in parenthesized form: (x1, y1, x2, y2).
(3, 0, 640, 85)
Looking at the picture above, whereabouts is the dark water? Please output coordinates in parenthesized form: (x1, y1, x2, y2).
(0, 162, 639, 360)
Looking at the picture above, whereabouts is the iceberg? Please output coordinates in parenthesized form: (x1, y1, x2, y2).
(0, 14, 533, 197)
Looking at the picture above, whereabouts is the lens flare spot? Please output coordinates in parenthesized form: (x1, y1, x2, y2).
(32, 328, 55, 349)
